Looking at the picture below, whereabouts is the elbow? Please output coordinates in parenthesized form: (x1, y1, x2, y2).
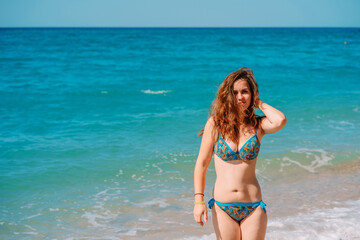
(280, 115, 287, 128)
(194, 158, 210, 173)
(274, 115, 287, 129)
(195, 162, 208, 173)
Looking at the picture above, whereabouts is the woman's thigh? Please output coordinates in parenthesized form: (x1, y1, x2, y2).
(240, 206, 267, 240)
(212, 204, 241, 240)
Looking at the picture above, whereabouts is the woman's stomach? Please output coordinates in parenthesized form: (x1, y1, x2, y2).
(212, 157, 262, 202)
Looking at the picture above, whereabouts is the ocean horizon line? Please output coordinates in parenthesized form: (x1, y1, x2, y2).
(1, 26, 359, 29)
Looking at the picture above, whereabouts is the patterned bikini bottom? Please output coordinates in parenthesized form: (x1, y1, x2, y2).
(208, 198, 267, 223)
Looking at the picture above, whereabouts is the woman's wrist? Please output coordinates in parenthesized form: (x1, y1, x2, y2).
(194, 192, 204, 196)
(194, 195, 204, 201)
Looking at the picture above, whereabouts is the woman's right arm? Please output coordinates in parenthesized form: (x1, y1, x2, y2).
(193, 117, 217, 226)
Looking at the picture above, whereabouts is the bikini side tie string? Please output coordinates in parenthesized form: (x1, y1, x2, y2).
(259, 200, 267, 214)
(208, 198, 215, 209)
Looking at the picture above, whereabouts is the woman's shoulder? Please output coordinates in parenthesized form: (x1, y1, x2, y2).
(205, 116, 216, 130)
(206, 116, 215, 123)
(204, 116, 218, 139)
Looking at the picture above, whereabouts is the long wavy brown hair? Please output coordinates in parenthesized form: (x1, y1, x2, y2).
(199, 67, 263, 145)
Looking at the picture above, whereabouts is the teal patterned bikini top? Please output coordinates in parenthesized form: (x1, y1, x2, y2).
(214, 128, 260, 161)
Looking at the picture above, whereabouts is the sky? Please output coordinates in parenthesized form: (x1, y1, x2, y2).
(0, 0, 359, 27)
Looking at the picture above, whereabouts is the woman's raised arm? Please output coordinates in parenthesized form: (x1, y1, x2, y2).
(258, 99, 287, 135)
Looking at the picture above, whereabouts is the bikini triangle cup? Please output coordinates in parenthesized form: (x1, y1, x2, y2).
(214, 128, 260, 161)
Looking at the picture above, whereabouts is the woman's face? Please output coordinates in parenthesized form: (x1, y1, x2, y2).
(233, 79, 251, 109)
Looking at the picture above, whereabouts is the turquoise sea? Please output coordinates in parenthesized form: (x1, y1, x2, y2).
(1, 28, 360, 239)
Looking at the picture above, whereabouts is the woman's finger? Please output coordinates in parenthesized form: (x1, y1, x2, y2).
(194, 213, 203, 226)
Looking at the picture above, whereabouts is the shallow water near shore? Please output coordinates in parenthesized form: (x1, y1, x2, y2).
(178, 160, 360, 240)
(1, 27, 360, 239)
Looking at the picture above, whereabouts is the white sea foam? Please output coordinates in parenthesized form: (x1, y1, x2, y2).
(140, 198, 169, 208)
(81, 212, 105, 227)
(94, 187, 122, 198)
(25, 225, 36, 231)
(179, 233, 216, 240)
(282, 148, 334, 173)
(328, 119, 356, 130)
(170, 176, 185, 182)
(20, 203, 34, 209)
(124, 229, 136, 236)
(21, 231, 38, 235)
(22, 213, 41, 220)
(179, 200, 360, 240)
(141, 89, 171, 94)
(268, 221, 285, 227)
(81, 211, 118, 228)
(152, 163, 163, 174)
(139, 217, 149, 222)
(131, 174, 145, 181)
(266, 199, 360, 240)
(121, 227, 150, 237)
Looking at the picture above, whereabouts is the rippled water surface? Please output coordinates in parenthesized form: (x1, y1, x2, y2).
(1, 28, 359, 239)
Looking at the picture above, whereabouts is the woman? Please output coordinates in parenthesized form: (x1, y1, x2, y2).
(193, 67, 286, 240)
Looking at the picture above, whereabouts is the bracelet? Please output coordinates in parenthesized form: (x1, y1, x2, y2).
(194, 193, 204, 196)
(194, 201, 205, 205)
